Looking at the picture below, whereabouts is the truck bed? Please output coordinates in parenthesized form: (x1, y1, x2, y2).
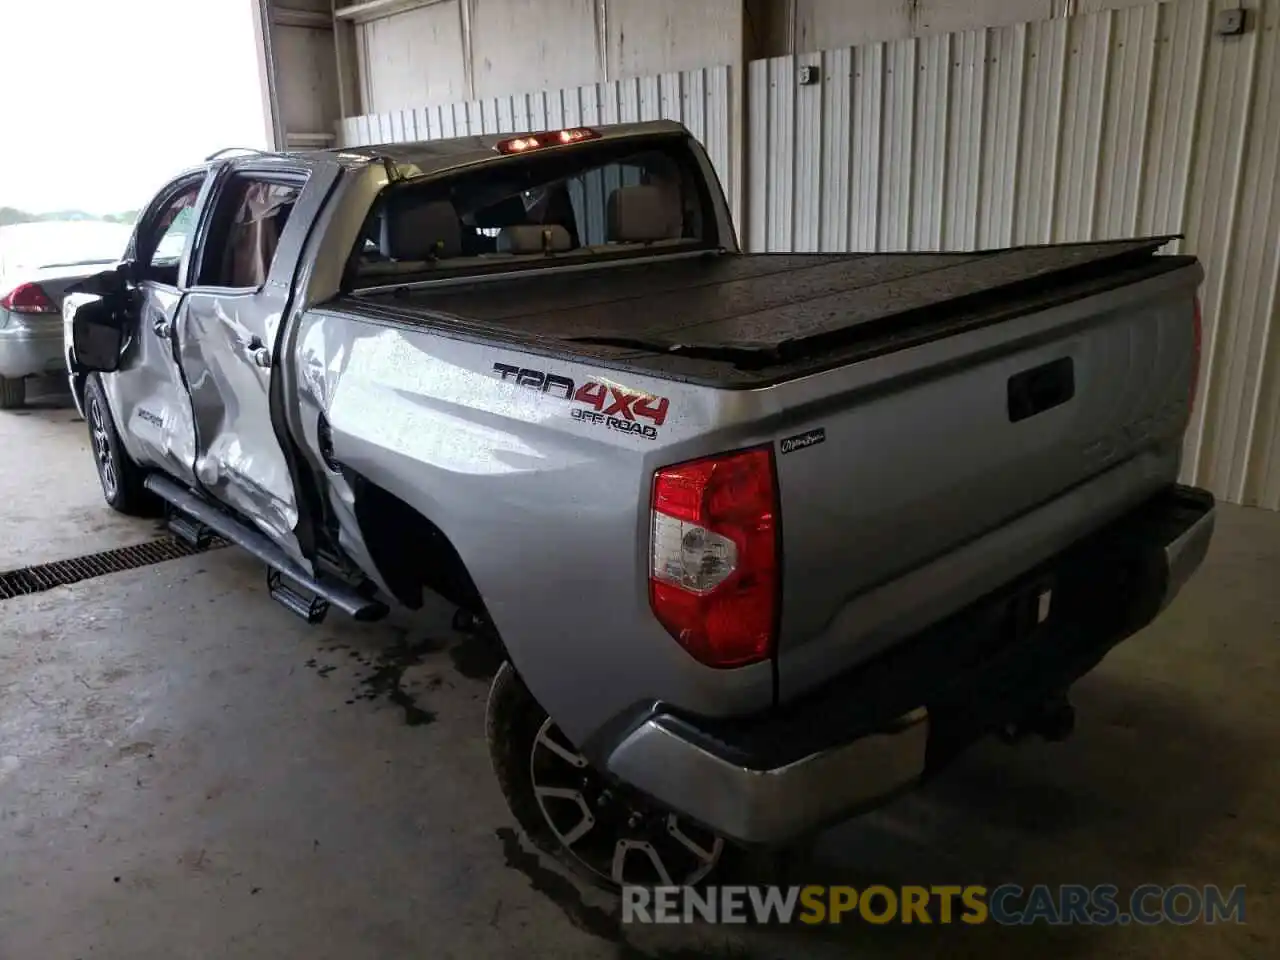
(320, 233, 1203, 714)
(335, 237, 1189, 387)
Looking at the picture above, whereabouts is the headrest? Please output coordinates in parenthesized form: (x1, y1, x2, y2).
(496, 224, 573, 254)
(380, 199, 462, 260)
(607, 185, 682, 243)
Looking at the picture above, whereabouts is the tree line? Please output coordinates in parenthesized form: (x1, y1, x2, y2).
(0, 207, 138, 227)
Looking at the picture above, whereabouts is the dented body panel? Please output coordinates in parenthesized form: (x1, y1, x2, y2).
(179, 289, 299, 548)
(104, 281, 200, 489)
(175, 157, 343, 560)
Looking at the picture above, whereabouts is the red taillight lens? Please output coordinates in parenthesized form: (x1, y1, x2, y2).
(649, 446, 779, 668)
(0, 282, 57, 314)
(1190, 296, 1203, 409)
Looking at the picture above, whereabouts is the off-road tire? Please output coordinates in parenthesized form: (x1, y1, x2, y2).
(486, 661, 576, 867)
(83, 374, 153, 516)
(486, 661, 732, 890)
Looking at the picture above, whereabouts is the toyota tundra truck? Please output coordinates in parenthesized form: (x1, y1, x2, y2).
(64, 121, 1215, 889)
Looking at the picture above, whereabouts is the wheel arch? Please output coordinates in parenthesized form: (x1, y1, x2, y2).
(345, 468, 489, 620)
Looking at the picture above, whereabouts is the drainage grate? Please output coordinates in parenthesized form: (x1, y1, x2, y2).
(0, 536, 228, 601)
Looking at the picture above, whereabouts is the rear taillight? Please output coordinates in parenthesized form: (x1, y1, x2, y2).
(1190, 296, 1203, 409)
(649, 446, 779, 668)
(0, 282, 57, 314)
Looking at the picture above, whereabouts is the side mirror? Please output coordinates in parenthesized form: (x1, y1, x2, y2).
(70, 296, 126, 374)
(66, 262, 132, 299)
(116, 258, 141, 286)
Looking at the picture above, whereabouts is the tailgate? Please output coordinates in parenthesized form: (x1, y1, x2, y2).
(771, 259, 1202, 698)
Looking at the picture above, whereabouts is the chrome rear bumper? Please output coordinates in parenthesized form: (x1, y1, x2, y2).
(608, 707, 929, 846)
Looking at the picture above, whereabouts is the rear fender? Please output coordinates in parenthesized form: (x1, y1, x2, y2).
(290, 321, 776, 748)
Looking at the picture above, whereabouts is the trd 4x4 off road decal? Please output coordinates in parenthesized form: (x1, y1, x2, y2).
(492, 363, 669, 439)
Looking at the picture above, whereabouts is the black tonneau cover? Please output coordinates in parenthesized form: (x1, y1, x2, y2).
(338, 237, 1187, 386)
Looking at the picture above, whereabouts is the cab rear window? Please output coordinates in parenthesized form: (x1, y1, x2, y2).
(348, 136, 718, 288)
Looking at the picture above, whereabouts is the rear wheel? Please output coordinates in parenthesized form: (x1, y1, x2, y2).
(84, 374, 152, 516)
(0, 376, 25, 409)
(486, 661, 727, 889)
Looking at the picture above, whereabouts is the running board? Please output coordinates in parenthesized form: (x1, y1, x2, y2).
(166, 508, 215, 549)
(144, 475, 388, 623)
(268, 570, 331, 625)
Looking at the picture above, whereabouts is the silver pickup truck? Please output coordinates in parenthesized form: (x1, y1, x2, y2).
(65, 120, 1215, 889)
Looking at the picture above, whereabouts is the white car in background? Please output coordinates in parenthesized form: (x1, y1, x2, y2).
(0, 220, 134, 408)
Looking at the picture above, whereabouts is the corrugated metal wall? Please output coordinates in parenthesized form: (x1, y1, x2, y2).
(748, 0, 1280, 509)
(337, 64, 739, 227)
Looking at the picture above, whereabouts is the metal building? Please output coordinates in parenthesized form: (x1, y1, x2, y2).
(254, 0, 1280, 510)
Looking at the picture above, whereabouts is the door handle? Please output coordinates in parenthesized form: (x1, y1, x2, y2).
(153, 317, 171, 338)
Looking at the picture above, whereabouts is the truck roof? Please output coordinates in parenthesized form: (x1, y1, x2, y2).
(197, 120, 688, 182)
(327, 119, 687, 177)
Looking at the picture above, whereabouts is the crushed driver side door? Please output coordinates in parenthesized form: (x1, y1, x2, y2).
(176, 157, 341, 566)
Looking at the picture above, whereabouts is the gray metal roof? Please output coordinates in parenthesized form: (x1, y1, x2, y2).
(323, 119, 688, 177)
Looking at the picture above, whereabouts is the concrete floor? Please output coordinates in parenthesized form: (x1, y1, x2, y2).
(1, 388, 1277, 959)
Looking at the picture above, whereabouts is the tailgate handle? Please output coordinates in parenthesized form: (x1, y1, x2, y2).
(1008, 356, 1075, 422)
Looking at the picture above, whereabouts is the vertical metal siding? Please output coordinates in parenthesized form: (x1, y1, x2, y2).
(947, 29, 986, 249)
(1014, 17, 1068, 245)
(1205, 0, 1280, 504)
(979, 24, 1027, 249)
(1180, 1, 1256, 496)
(816, 48, 855, 252)
(851, 43, 885, 250)
(767, 57, 796, 252)
(1139, 0, 1210, 248)
(793, 52, 823, 252)
(913, 34, 951, 251)
(747, 57, 772, 252)
(879, 39, 917, 252)
(1094, 2, 1159, 238)
(746, 0, 1280, 509)
(1055, 11, 1111, 240)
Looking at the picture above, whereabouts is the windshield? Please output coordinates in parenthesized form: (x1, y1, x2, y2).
(0, 220, 133, 280)
(350, 136, 716, 289)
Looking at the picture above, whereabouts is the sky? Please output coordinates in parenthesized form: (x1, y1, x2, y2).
(0, 0, 269, 215)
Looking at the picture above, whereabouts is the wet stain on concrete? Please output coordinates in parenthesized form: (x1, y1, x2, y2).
(305, 631, 446, 727)
(496, 826, 623, 943)
(495, 828, 752, 960)
(360, 631, 448, 726)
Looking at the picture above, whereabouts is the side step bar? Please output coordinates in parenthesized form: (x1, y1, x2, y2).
(268, 570, 330, 626)
(166, 508, 215, 549)
(145, 475, 388, 623)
